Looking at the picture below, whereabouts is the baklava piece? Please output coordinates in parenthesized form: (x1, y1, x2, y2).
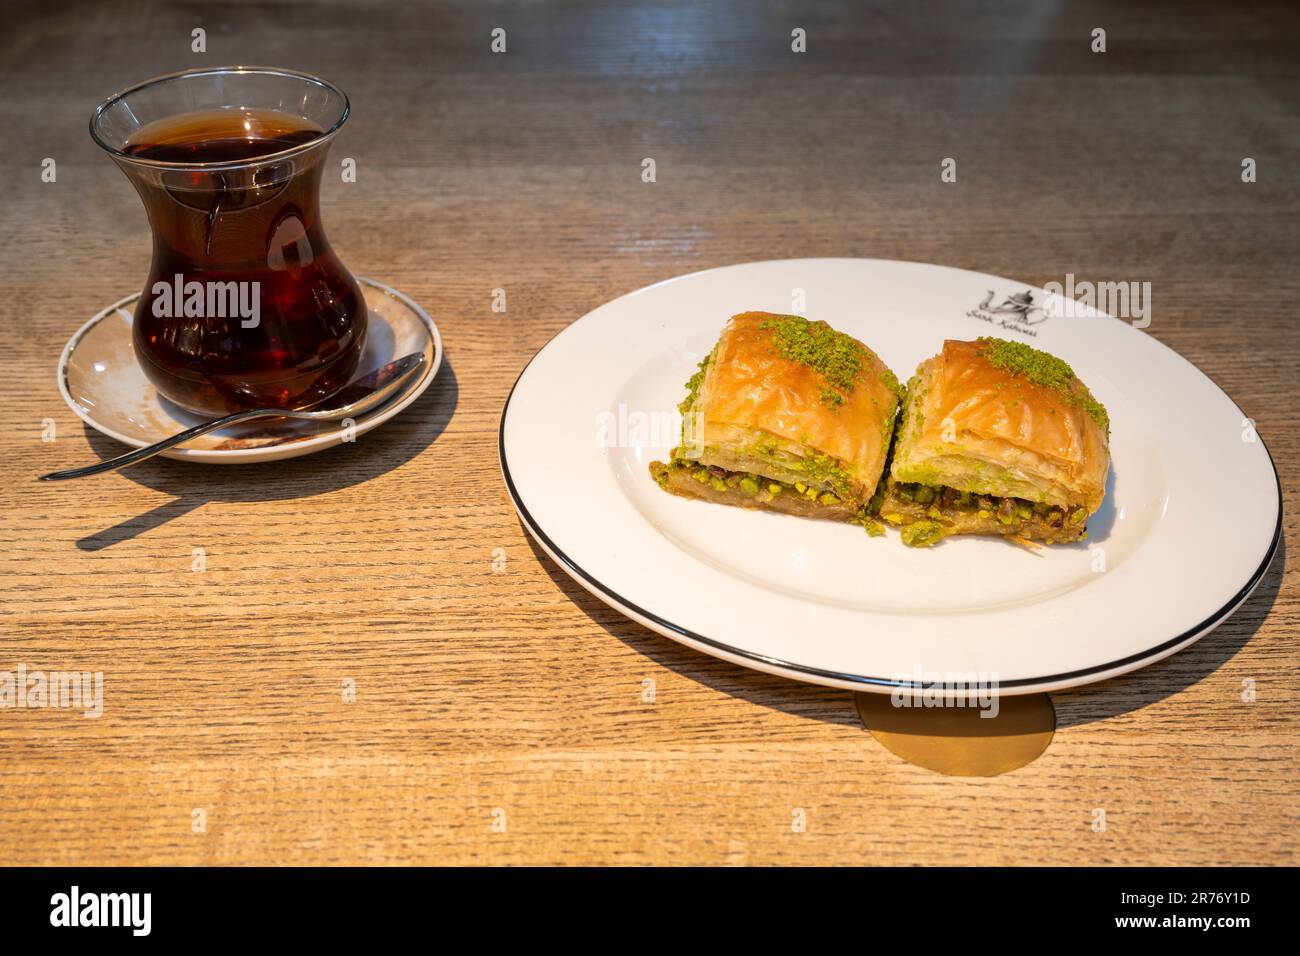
(649, 312, 901, 533)
(881, 337, 1110, 546)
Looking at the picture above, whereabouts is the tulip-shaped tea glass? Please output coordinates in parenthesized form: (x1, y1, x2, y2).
(90, 66, 366, 415)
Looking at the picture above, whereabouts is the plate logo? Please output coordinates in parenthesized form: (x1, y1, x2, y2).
(966, 289, 1047, 336)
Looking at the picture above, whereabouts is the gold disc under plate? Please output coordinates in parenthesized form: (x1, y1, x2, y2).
(855, 692, 1056, 777)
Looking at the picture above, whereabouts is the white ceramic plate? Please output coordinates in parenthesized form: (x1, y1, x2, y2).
(500, 259, 1280, 695)
(58, 277, 441, 464)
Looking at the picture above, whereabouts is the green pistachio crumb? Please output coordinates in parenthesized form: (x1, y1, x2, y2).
(759, 314, 892, 409)
(678, 350, 714, 413)
(976, 336, 1109, 433)
(858, 515, 885, 536)
(793, 452, 856, 499)
(900, 520, 946, 547)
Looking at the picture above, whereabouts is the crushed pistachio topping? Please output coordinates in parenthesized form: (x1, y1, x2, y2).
(759, 314, 897, 408)
(879, 405, 898, 454)
(976, 337, 1109, 433)
(819, 386, 846, 407)
(675, 349, 716, 450)
(678, 349, 714, 417)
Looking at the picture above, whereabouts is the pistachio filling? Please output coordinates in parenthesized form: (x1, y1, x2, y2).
(657, 459, 884, 535)
(883, 481, 1090, 545)
(664, 460, 843, 505)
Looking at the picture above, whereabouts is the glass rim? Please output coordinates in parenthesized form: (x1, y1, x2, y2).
(89, 65, 350, 171)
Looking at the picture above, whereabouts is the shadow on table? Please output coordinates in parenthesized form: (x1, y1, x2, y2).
(71, 358, 459, 552)
(1050, 535, 1284, 728)
(522, 528, 875, 731)
(523, 525, 1285, 732)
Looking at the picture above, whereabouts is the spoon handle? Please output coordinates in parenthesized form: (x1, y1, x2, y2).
(38, 408, 275, 481)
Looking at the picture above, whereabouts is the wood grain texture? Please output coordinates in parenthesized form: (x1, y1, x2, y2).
(1, 0, 1297, 866)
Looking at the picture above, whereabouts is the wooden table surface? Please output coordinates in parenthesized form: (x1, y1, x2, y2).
(2, 0, 1296, 866)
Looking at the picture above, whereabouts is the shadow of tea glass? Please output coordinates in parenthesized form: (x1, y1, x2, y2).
(90, 66, 366, 415)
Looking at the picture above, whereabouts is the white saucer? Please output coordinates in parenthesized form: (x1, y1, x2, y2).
(500, 258, 1281, 695)
(58, 277, 441, 464)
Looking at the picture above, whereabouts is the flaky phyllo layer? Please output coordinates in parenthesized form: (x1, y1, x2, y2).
(882, 338, 1111, 546)
(649, 312, 901, 531)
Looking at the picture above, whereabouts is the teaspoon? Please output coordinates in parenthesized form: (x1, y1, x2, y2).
(39, 351, 426, 481)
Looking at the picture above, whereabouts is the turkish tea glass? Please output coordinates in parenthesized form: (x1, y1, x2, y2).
(90, 66, 366, 415)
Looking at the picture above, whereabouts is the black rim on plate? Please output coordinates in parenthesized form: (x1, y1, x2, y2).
(498, 333, 1283, 692)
